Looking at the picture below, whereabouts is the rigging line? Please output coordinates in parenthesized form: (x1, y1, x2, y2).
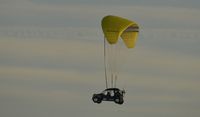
(114, 75, 117, 88)
(114, 44, 117, 86)
(111, 44, 115, 88)
(111, 73, 113, 88)
(104, 37, 108, 89)
(114, 41, 120, 88)
(112, 45, 114, 85)
(113, 44, 117, 88)
(112, 44, 117, 88)
(110, 45, 115, 88)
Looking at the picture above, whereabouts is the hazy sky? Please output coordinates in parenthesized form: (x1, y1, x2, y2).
(0, 0, 200, 117)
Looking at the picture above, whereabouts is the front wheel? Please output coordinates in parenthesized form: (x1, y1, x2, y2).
(114, 98, 124, 105)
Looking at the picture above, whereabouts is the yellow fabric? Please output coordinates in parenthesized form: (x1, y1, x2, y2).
(121, 32, 138, 48)
(101, 15, 139, 48)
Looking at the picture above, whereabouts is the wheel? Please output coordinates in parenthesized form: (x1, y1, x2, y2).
(114, 97, 124, 104)
(114, 98, 120, 103)
(92, 97, 98, 102)
(118, 99, 124, 104)
(92, 96, 102, 104)
(97, 99, 102, 104)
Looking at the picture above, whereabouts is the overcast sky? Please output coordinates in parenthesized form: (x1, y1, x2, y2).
(0, 0, 200, 117)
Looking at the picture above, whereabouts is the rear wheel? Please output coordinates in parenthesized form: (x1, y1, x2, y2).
(92, 96, 102, 104)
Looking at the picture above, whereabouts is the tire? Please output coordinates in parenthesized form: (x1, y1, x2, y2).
(118, 99, 124, 105)
(114, 98, 120, 103)
(92, 96, 102, 104)
(97, 99, 102, 104)
(114, 98, 124, 104)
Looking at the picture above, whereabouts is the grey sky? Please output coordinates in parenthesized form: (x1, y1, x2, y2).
(0, 0, 200, 117)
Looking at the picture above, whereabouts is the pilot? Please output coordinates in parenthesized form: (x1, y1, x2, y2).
(107, 91, 111, 97)
(114, 90, 121, 97)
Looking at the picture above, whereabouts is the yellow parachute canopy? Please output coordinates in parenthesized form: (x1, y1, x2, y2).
(101, 15, 139, 48)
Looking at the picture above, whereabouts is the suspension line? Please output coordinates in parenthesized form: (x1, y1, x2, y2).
(104, 37, 108, 89)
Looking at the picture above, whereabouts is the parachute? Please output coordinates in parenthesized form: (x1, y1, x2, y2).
(101, 15, 139, 88)
(102, 15, 139, 48)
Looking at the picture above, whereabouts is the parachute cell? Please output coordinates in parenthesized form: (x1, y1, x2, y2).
(101, 15, 139, 48)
